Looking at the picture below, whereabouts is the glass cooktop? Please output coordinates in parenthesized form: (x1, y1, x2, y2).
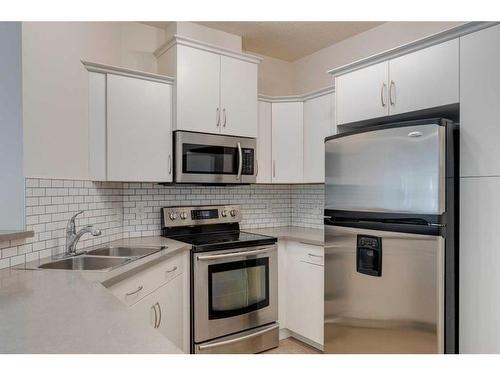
(168, 231, 277, 252)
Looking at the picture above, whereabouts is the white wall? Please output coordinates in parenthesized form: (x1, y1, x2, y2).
(22, 22, 166, 180)
(292, 21, 465, 94)
(0, 22, 24, 230)
(256, 53, 295, 96)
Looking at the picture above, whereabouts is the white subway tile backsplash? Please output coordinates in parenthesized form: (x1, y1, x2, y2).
(0, 178, 324, 270)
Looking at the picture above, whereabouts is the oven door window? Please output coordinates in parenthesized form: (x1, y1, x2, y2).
(208, 258, 269, 320)
(183, 144, 238, 175)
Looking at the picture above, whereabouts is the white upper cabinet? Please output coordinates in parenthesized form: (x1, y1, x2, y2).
(460, 24, 500, 177)
(220, 56, 258, 137)
(176, 45, 221, 135)
(107, 74, 173, 182)
(388, 39, 459, 115)
(272, 102, 303, 183)
(257, 100, 272, 183)
(159, 41, 260, 137)
(86, 62, 174, 182)
(303, 93, 334, 183)
(335, 61, 389, 125)
(335, 39, 459, 126)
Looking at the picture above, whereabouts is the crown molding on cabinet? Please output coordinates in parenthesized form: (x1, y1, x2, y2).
(259, 85, 335, 103)
(154, 34, 263, 64)
(327, 21, 500, 77)
(81, 60, 175, 84)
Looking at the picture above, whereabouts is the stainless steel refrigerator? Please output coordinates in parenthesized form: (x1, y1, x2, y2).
(324, 118, 458, 354)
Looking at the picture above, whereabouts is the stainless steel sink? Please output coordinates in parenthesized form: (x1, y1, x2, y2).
(86, 246, 164, 258)
(38, 256, 132, 271)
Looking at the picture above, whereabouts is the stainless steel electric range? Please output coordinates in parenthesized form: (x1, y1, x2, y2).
(161, 205, 279, 354)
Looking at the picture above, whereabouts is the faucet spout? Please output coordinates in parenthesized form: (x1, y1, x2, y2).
(65, 212, 102, 256)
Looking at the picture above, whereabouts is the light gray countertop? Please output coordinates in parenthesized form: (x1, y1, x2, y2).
(0, 236, 189, 354)
(250, 226, 324, 246)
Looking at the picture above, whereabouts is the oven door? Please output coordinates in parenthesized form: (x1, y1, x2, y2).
(174, 131, 257, 184)
(193, 245, 278, 343)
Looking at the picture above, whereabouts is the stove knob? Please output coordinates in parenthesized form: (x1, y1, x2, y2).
(169, 212, 178, 220)
(221, 210, 228, 217)
(180, 212, 188, 220)
(230, 209, 238, 217)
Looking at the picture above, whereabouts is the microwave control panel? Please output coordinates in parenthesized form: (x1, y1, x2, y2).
(241, 148, 255, 175)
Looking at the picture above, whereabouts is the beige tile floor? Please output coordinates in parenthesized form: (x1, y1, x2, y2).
(262, 337, 322, 354)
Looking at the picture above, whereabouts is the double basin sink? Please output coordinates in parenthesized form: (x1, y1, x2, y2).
(38, 246, 165, 271)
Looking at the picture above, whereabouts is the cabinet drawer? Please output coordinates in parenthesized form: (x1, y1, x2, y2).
(108, 254, 183, 306)
(287, 241, 324, 266)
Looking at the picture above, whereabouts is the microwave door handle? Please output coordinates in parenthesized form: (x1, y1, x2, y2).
(236, 142, 243, 181)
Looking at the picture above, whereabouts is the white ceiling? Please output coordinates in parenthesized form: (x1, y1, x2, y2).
(195, 22, 385, 61)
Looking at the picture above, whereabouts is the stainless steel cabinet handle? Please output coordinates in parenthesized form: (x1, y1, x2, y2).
(151, 304, 158, 328)
(222, 108, 227, 127)
(273, 160, 276, 178)
(165, 266, 178, 274)
(155, 302, 162, 328)
(236, 142, 243, 181)
(255, 159, 259, 177)
(125, 285, 143, 296)
(198, 323, 279, 350)
(381, 82, 387, 107)
(389, 80, 396, 105)
(197, 246, 275, 261)
(308, 253, 323, 259)
(168, 154, 172, 175)
(216, 107, 220, 127)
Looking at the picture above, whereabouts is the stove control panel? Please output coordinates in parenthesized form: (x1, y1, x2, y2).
(162, 205, 241, 228)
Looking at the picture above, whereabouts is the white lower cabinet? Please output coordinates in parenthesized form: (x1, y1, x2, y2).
(107, 253, 189, 353)
(130, 274, 184, 351)
(278, 240, 324, 349)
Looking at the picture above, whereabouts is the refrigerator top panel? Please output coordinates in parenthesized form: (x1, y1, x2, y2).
(325, 120, 446, 215)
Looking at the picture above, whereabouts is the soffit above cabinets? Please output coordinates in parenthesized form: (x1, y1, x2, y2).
(195, 21, 385, 61)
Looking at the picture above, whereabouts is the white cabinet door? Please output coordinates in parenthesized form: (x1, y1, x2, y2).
(389, 39, 459, 116)
(271, 102, 303, 183)
(130, 274, 185, 351)
(88, 72, 106, 181)
(220, 56, 258, 137)
(257, 101, 272, 183)
(460, 25, 500, 177)
(303, 93, 333, 183)
(335, 61, 389, 125)
(285, 241, 324, 346)
(176, 45, 221, 134)
(106, 74, 172, 182)
(460, 177, 500, 353)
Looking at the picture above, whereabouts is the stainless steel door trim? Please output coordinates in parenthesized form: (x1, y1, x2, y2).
(236, 142, 242, 181)
(196, 246, 275, 261)
(174, 131, 257, 184)
(197, 323, 279, 350)
(193, 244, 278, 343)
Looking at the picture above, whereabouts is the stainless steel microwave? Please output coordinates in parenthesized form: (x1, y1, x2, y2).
(174, 131, 257, 184)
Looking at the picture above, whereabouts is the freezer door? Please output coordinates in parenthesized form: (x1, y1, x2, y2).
(324, 225, 444, 353)
(325, 122, 446, 214)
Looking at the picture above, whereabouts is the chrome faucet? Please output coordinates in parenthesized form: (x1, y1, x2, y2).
(65, 211, 102, 256)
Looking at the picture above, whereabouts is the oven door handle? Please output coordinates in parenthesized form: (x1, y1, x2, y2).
(197, 323, 279, 350)
(196, 247, 275, 261)
(236, 142, 243, 181)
